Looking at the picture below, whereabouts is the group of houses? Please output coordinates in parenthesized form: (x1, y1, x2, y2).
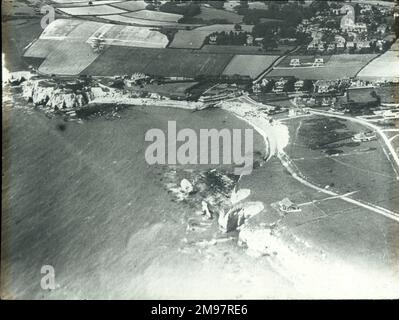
(298, 3, 395, 54)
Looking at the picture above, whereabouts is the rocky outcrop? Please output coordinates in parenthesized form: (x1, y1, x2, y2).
(218, 201, 264, 233)
(21, 79, 90, 110)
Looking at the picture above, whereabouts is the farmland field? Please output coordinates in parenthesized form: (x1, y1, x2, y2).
(81, 47, 233, 78)
(222, 55, 279, 78)
(202, 45, 275, 55)
(267, 54, 377, 80)
(30, 19, 169, 49)
(357, 51, 399, 81)
(142, 50, 234, 78)
(203, 44, 295, 55)
(57, 5, 127, 16)
(40, 19, 82, 38)
(97, 14, 179, 27)
(122, 10, 183, 22)
(88, 24, 169, 48)
(24, 39, 62, 59)
(66, 21, 105, 39)
(110, 0, 149, 12)
(169, 30, 211, 49)
(81, 46, 159, 76)
(195, 6, 243, 23)
(194, 24, 253, 33)
(38, 40, 100, 75)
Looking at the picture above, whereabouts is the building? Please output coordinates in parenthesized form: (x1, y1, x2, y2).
(377, 24, 387, 35)
(209, 35, 217, 45)
(273, 78, 287, 93)
(294, 80, 304, 91)
(254, 37, 264, 46)
(290, 59, 301, 67)
(246, 35, 254, 46)
(313, 58, 324, 66)
(356, 40, 371, 51)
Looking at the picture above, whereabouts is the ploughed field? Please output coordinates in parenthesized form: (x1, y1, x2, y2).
(82, 46, 234, 78)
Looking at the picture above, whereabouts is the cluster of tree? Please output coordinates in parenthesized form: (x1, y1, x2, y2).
(205, 31, 248, 46)
(237, 2, 318, 27)
(159, 2, 200, 17)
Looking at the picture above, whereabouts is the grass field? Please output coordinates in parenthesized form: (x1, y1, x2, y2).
(142, 49, 234, 78)
(24, 39, 61, 59)
(357, 51, 399, 81)
(58, 5, 127, 16)
(267, 54, 377, 80)
(81, 46, 157, 76)
(222, 54, 279, 78)
(169, 30, 211, 49)
(81, 46, 233, 77)
(97, 14, 179, 27)
(122, 10, 183, 22)
(195, 6, 243, 23)
(109, 0, 148, 12)
(284, 116, 399, 211)
(194, 24, 253, 32)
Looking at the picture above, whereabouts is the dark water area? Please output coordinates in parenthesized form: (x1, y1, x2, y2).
(2, 101, 271, 299)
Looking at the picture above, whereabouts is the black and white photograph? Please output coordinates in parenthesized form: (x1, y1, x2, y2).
(2, 0, 399, 302)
